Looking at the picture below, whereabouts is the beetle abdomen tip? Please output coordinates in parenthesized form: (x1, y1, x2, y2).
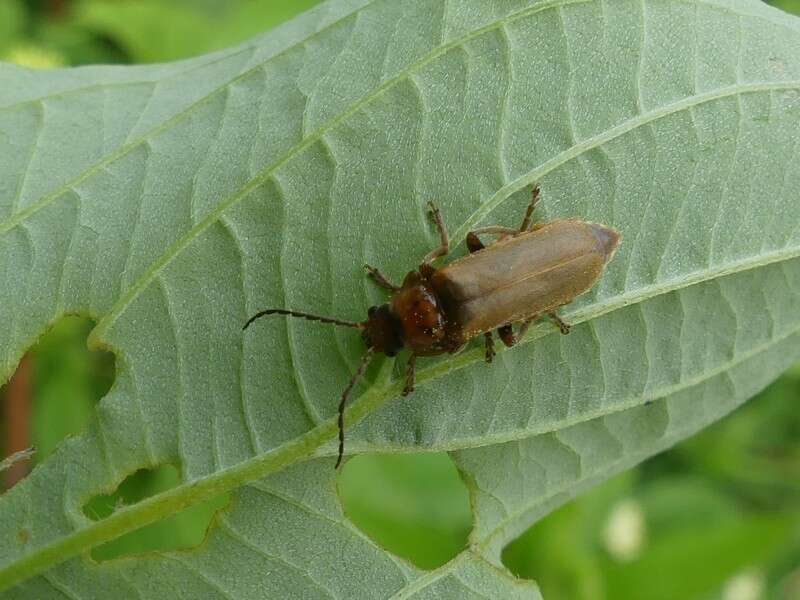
(589, 223, 621, 260)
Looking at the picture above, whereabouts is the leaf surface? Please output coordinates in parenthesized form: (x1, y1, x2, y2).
(2, 0, 800, 596)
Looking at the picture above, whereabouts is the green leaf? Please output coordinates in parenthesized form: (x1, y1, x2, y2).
(2, 0, 800, 595)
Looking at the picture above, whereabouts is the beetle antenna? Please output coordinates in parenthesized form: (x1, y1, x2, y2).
(335, 347, 374, 469)
(243, 309, 364, 331)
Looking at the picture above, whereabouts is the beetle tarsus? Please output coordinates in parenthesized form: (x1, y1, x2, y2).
(548, 312, 571, 335)
(365, 264, 399, 292)
(520, 185, 541, 232)
(402, 354, 417, 396)
(423, 201, 450, 264)
(484, 332, 496, 363)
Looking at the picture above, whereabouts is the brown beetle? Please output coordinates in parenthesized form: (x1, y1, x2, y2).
(244, 186, 620, 467)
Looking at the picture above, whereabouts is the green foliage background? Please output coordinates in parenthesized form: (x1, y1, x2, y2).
(1, 1, 800, 598)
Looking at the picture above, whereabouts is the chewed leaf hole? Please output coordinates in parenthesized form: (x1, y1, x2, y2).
(337, 453, 472, 570)
(83, 464, 230, 561)
(1, 315, 115, 490)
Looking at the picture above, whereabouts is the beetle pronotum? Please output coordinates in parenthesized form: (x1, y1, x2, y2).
(244, 186, 621, 468)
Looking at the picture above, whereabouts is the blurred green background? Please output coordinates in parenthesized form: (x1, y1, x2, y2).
(1, 1, 800, 598)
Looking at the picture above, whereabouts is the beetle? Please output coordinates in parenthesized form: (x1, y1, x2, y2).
(244, 185, 620, 468)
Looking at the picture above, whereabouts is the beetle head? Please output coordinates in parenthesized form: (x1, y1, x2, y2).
(362, 304, 404, 356)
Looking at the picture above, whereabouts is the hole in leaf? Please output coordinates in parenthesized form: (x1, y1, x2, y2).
(338, 453, 472, 570)
(1, 315, 115, 489)
(30, 316, 115, 457)
(83, 464, 231, 561)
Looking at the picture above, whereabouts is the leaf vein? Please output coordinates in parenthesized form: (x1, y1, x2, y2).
(163, 553, 236, 600)
(9, 100, 44, 217)
(272, 175, 322, 427)
(219, 215, 261, 456)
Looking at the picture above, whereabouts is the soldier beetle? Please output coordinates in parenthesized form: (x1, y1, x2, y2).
(244, 186, 620, 467)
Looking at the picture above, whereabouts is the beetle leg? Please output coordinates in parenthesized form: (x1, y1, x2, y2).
(466, 232, 485, 254)
(402, 353, 417, 396)
(547, 312, 571, 335)
(364, 264, 400, 292)
(520, 185, 541, 232)
(483, 331, 496, 363)
(422, 201, 450, 264)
